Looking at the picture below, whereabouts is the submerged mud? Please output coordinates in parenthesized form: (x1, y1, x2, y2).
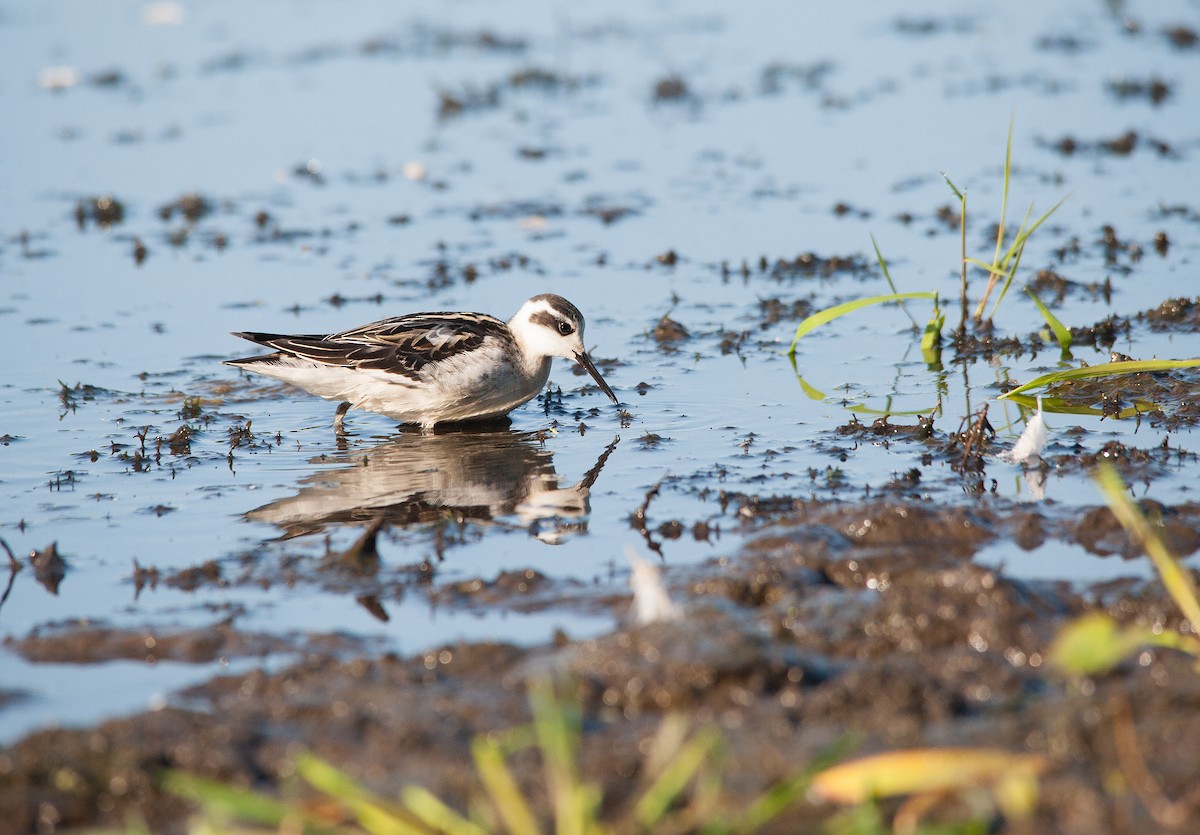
(4, 498, 1198, 833)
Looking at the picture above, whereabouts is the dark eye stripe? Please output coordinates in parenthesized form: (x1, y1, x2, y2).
(530, 310, 574, 335)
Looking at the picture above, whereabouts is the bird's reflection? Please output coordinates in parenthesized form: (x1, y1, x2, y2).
(244, 427, 618, 546)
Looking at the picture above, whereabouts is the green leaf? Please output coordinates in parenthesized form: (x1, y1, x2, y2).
(1000, 359, 1200, 400)
(965, 256, 1001, 273)
(788, 292, 938, 356)
(1000, 192, 1069, 267)
(527, 678, 599, 835)
(1002, 393, 1155, 420)
(402, 785, 488, 835)
(472, 736, 541, 835)
(634, 726, 723, 826)
(1023, 286, 1072, 355)
(987, 211, 1031, 318)
(297, 754, 426, 835)
(1094, 463, 1200, 633)
(723, 737, 856, 833)
(1048, 612, 1165, 675)
(941, 172, 965, 201)
(159, 770, 290, 828)
(920, 305, 945, 369)
(869, 235, 920, 329)
(991, 112, 1015, 273)
(810, 747, 1046, 823)
(870, 234, 899, 297)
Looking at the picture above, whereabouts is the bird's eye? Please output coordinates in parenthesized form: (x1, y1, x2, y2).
(557, 321, 574, 336)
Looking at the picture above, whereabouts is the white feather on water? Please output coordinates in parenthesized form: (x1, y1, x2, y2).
(1001, 396, 1047, 465)
(626, 546, 680, 625)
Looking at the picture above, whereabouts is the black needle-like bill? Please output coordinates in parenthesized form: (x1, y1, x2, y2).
(574, 351, 618, 404)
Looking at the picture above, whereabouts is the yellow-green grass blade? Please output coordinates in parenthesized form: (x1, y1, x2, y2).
(297, 754, 427, 835)
(1023, 286, 1072, 353)
(787, 292, 938, 357)
(402, 785, 487, 835)
(1094, 463, 1200, 631)
(870, 233, 899, 297)
(793, 369, 933, 417)
(920, 298, 944, 368)
(1002, 393, 1156, 420)
(965, 256, 1002, 273)
(999, 359, 1200, 400)
(1049, 611, 1198, 676)
(634, 726, 723, 827)
(992, 112, 1015, 273)
(723, 738, 857, 834)
(471, 736, 541, 835)
(159, 771, 291, 829)
(810, 747, 1046, 822)
(870, 234, 919, 328)
(942, 172, 964, 201)
(995, 193, 1070, 269)
(966, 194, 1069, 285)
(987, 211, 1031, 319)
(527, 679, 595, 835)
(793, 370, 827, 402)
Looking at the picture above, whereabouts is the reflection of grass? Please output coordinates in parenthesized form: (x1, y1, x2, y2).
(1002, 392, 1157, 420)
(999, 358, 1200, 404)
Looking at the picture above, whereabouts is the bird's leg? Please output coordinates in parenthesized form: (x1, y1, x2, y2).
(333, 401, 351, 435)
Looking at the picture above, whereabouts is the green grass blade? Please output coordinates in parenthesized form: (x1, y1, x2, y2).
(987, 208, 1032, 319)
(999, 359, 1200, 400)
(787, 292, 937, 356)
(994, 193, 1070, 268)
(297, 754, 427, 835)
(1094, 463, 1200, 631)
(634, 726, 723, 826)
(724, 736, 859, 834)
(870, 235, 919, 328)
(1049, 611, 1196, 676)
(402, 785, 488, 835)
(944, 173, 969, 329)
(160, 770, 290, 828)
(1002, 393, 1156, 420)
(941, 172, 964, 201)
(965, 256, 1002, 273)
(527, 679, 592, 835)
(472, 736, 542, 835)
(992, 112, 1014, 272)
(1022, 286, 1072, 353)
(921, 305, 945, 369)
(870, 233, 899, 297)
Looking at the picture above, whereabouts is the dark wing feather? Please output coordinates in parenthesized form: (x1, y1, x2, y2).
(230, 312, 510, 379)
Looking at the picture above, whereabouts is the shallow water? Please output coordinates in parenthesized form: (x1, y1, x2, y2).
(2, 0, 1199, 740)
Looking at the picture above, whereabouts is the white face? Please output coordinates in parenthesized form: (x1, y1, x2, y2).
(512, 295, 588, 360)
(511, 295, 618, 404)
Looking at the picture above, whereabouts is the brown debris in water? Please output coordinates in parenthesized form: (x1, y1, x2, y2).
(651, 315, 689, 344)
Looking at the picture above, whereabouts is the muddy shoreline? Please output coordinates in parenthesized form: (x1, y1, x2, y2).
(5, 2, 1200, 831)
(5, 497, 1199, 832)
